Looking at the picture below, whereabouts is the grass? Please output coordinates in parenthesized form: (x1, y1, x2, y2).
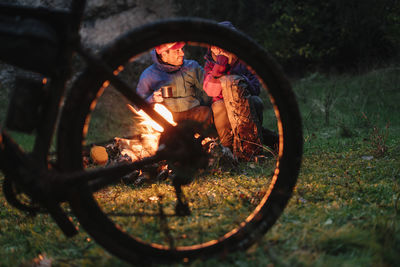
(0, 65, 400, 266)
(93, 162, 275, 248)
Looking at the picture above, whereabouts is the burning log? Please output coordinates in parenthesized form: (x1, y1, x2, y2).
(113, 135, 159, 162)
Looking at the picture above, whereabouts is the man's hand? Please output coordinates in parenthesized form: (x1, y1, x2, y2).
(152, 89, 163, 103)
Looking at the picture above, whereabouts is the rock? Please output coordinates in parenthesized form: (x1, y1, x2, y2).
(1, 0, 176, 89)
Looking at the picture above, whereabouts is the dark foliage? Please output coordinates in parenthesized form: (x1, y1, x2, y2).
(175, 0, 400, 74)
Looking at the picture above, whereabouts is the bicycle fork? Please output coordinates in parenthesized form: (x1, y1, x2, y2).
(0, 130, 78, 237)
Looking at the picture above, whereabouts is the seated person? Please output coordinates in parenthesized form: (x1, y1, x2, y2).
(203, 21, 278, 160)
(136, 42, 212, 127)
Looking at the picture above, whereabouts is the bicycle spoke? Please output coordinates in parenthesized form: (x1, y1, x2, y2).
(173, 182, 190, 216)
(59, 155, 161, 189)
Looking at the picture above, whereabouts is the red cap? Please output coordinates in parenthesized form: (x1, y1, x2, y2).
(155, 42, 185, 54)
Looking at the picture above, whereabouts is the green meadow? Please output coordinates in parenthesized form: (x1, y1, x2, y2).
(0, 66, 399, 266)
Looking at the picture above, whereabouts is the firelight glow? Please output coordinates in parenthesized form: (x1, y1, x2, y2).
(153, 103, 177, 128)
(121, 103, 177, 161)
(127, 103, 176, 132)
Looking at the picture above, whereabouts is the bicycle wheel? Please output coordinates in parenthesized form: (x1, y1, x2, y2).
(57, 18, 302, 263)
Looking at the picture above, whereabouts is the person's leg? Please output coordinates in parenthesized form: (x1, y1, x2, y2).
(220, 75, 263, 161)
(249, 96, 279, 151)
(188, 106, 213, 126)
(249, 95, 264, 125)
(171, 105, 213, 132)
(211, 100, 233, 148)
(171, 106, 209, 122)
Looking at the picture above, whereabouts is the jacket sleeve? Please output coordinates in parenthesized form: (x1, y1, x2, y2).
(136, 70, 155, 103)
(193, 62, 211, 105)
(203, 60, 224, 98)
(240, 64, 260, 96)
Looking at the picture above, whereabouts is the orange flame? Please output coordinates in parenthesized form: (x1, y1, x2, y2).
(121, 104, 177, 161)
(127, 103, 176, 132)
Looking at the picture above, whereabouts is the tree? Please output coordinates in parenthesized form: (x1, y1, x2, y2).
(174, 0, 400, 73)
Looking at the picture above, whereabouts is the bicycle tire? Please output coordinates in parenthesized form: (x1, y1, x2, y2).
(57, 18, 302, 263)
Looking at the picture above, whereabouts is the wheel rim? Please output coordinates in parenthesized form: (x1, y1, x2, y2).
(57, 18, 302, 263)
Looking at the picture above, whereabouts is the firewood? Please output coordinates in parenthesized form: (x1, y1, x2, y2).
(90, 145, 108, 165)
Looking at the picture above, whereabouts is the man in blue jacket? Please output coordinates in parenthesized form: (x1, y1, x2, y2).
(136, 42, 212, 126)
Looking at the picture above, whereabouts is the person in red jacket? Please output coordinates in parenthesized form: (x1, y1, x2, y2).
(203, 21, 278, 160)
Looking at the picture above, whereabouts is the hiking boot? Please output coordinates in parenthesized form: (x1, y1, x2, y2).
(262, 127, 279, 155)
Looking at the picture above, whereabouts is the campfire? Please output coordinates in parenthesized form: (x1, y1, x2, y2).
(88, 103, 237, 184)
(114, 103, 177, 162)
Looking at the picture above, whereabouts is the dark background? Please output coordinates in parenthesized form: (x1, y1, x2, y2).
(175, 0, 400, 75)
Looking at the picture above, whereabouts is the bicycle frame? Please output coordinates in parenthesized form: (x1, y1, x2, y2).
(0, 2, 303, 264)
(0, 0, 172, 236)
